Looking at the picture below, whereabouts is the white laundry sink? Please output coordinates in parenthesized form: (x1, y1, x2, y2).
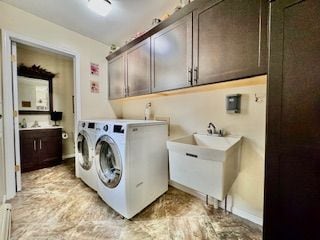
(167, 134, 242, 201)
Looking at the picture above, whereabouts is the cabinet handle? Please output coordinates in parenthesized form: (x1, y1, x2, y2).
(39, 139, 42, 150)
(187, 67, 193, 85)
(193, 67, 198, 85)
(33, 140, 36, 151)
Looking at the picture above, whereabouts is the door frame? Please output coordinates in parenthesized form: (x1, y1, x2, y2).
(1, 30, 81, 200)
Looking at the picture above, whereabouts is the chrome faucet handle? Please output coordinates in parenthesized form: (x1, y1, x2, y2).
(218, 129, 224, 137)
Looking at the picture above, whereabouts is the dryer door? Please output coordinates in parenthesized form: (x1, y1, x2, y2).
(77, 131, 93, 170)
(95, 135, 122, 188)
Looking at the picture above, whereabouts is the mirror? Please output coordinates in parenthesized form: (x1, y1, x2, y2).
(18, 77, 51, 112)
(17, 64, 55, 115)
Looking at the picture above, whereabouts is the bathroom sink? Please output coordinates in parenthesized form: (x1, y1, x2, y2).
(167, 134, 242, 201)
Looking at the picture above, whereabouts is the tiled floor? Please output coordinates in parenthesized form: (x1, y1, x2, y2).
(10, 159, 262, 240)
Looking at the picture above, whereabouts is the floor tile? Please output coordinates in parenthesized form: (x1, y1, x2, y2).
(10, 159, 262, 239)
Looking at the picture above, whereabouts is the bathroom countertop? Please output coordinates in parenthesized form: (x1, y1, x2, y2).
(19, 126, 63, 131)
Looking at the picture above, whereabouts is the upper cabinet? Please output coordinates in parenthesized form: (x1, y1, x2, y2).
(108, 38, 151, 99)
(127, 38, 151, 97)
(108, 54, 126, 100)
(193, 0, 267, 85)
(152, 14, 193, 92)
(107, 0, 267, 99)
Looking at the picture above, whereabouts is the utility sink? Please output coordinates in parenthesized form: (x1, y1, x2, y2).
(167, 134, 242, 201)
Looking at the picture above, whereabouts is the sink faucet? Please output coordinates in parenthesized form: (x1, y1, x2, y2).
(31, 120, 40, 128)
(207, 122, 217, 135)
(207, 122, 224, 137)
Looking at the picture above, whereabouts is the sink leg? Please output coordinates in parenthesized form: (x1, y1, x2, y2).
(206, 195, 209, 206)
(224, 195, 229, 214)
(213, 198, 219, 209)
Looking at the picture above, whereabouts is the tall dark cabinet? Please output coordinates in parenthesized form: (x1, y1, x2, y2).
(264, 0, 320, 239)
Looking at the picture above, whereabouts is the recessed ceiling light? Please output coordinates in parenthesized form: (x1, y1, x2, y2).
(88, 0, 112, 17)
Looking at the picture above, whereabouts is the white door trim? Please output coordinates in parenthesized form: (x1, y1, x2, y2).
(11, 41, 21, 191)
(1, 30, 81, 200)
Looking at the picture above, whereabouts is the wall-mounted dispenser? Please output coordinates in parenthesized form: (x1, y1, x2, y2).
(226, 94, 241, 113)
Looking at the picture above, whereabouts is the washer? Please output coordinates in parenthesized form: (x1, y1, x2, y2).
(76, 120, 101, 191)
(95, 120, 168, 219)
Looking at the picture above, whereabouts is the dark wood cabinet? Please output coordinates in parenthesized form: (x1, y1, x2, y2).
(109, 39, 151, 99)
(264, 0, 320, 239)
(152, 13, 193, 92)
(127, 38, 151, 96)
(20, 128, 62, 173)
(193, 0, 267, 85)
(108, 54, 126, 99)
(107, 0, 268, 98)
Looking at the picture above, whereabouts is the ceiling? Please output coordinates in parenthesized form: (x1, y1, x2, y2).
(1, 0, 180, 46)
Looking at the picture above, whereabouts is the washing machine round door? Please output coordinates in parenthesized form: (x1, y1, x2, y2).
(95, 135, 122, 188)
(77, 131, 93, 170)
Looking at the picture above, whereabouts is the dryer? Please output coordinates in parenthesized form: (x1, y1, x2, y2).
(94, 120, 168, 219)
(76, 120, 102, 191)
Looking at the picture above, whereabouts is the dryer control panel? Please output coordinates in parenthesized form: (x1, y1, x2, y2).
(113, 125, 124, 134)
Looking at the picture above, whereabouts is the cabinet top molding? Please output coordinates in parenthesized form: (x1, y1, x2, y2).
(106, 0, 208, 61)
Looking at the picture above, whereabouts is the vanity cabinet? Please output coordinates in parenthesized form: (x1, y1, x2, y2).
(20, 128, 62, 173)
(152, 14, 193, 92)
(192, 0, 267, 85)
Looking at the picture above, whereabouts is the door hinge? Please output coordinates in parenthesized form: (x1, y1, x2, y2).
(11, 54, 17, 63)
(15, 165, 20, 172)
(13, 110, 18, 118)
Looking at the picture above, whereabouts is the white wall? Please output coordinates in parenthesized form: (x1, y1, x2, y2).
(0, 1, 120, 120)
(0, 31, 5, 200)
(121, 76, 266, 224)
(17, 45, 75, 157)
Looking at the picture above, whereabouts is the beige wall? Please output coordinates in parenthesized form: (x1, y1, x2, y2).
(0, 2, 120, 199)
(0, 1, 119, 120)
(17, 45, 75, 157)
(121, 75, 266, 221)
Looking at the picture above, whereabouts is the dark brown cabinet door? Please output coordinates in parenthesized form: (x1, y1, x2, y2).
(20, 131, 39, 173)
(193, 0, 267, 85)
(152, 13, 193, 92)
(127, 38, 151, 96)
(264, 0, 320, 239)
(108, 54, 126, 99)
(38, 129, 62, 168)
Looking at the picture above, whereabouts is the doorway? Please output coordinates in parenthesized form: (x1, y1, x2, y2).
(1, 30, 81, 200)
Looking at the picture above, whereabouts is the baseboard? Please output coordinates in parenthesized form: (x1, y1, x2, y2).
(169, 180, 263, 226)
(231, 206, 263, 226)
(62, 154, 75, 160)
